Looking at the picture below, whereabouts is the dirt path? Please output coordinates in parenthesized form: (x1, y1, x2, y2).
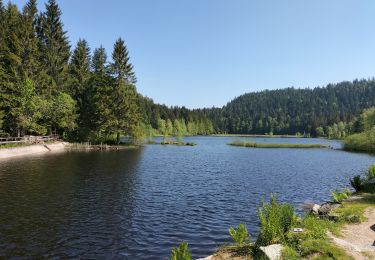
(329, 208, 375, 260)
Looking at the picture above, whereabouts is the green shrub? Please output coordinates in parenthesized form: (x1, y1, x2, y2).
(281, 246, 301, 260)
(256, 194, 296, 246)
(349, 175, 363, 192)
(228, 223, 250, 246)
(331, 188, 351, 203)
(367, 164, 375, 179)
(170, 241, 191, 260)
(344, 127, 375, 153)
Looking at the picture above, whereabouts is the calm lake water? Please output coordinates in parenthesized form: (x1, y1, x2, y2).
(0, 137, 374, 259)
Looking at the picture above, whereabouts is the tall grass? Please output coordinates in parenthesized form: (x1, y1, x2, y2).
(229, 140, 326, 148)
(170, 241, 191, 260)
(256, 194, 296, 246)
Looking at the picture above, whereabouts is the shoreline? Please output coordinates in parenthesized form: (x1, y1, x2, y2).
(0, 142, 67, 159)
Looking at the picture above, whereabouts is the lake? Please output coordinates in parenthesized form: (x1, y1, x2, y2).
(0, 137, 374, 259)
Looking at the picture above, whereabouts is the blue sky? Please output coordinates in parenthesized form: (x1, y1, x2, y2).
(10, 0, 375, 108)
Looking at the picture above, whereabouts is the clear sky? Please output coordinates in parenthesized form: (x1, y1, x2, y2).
(10, 0, 375, 108)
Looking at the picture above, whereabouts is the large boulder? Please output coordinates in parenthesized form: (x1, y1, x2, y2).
(259, 244, 284, 260)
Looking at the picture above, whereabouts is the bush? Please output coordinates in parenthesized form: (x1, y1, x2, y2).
(256, 194, 296, 246)
(367, 164, 375, 179)
(170, 241, 191, 260)
(331, 188, 351, 203)
(228, 223, 250, 246)
(350, 175, 363, 192)
(344, 127, 375, 153)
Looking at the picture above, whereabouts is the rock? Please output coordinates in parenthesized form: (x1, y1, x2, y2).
(259, 244, 284, 260)
(293, 228, 304, 233)
(318, 202, 341, 216)
(311, 204, 321, 215)
(196, 256, 213, 260)
(328, 213, 340, 222)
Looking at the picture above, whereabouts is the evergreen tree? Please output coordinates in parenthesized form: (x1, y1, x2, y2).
(0, 3, 23, 135)
(37, 0, 70, 92)
(110, 39, 142, 143)
(111, 38, 136, 84)
(19, 0, 39, 80)
(69, 39, 91, 139)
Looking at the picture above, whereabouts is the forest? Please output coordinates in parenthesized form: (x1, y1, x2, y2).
(0, 0, 214, 143)
(201, 79, 375, 136)
(1, 0, 375, 143)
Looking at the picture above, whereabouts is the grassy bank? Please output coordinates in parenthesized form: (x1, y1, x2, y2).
(213, 134, 302, 138)
(344, 127, 375, 153)
(228, 140, 327, 148)
(66, 142, 138, 150)
(146, 140, 196, 146)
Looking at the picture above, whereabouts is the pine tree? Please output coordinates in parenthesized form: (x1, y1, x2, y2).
(69, 39, 91, 104)
(37, 0, 70, 92)
(111, 38, 136, 84)
(0, 3, 23, 135)
(110, 39, 141, 142)
(19, 0, 40, 81)
(69, 39, 91, 139)
(89, 46, 113, 140)
(92, 45, 108, 75)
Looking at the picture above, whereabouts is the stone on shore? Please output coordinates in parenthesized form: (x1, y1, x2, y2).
(259, 244, 284, 260)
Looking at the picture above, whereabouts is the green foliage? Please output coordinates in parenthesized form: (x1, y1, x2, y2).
(359, 107, 375, 132)
(331, 188, 351, 203)
(201, 80, 375, 135)
(344, 127, 375, 153)
(228, 223, 250, 246)
(349, 175, 363, 192)
(333, 194, 375, 223)
(256, 194, 296, 246)
(300, 239, 352, 259)
(281, 246, 300, 260)
(170, 241, 191, 260)
(366, 164, 375, 179)
(229, 140, 325, 148)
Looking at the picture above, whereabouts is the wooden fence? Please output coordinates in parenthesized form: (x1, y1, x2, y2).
(0, 135, 60, 145)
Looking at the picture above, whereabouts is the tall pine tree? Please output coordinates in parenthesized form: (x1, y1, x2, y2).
(69, 39, 91, 139)
(19, 0, 40, 81)
(110, 38, 141, 143)
(37, 0, 70, 92)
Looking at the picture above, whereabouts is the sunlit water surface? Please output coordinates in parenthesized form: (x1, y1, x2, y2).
(0, 137, 374, 259)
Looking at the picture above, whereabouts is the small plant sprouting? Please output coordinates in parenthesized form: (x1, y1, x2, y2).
(170, 241, 191, 260)
(331, 188, 351, 203)
(228, 223, 250, 246)
(350, 175, 363, 192)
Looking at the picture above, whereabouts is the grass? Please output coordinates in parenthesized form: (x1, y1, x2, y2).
(147, 140, 196, 146)
(332, 193, 375, 224)
(228, 140, 327, 149)
(0, 143, 32, 149)
(213, 134, 302, 138)
(66, 142, 138, 150)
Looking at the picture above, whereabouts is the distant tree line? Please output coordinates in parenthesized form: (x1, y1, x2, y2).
(200, 79, 375, 136)
(0, 0, 214, 143)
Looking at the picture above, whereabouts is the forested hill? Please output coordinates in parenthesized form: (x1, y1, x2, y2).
(201, 79, 375, 135)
